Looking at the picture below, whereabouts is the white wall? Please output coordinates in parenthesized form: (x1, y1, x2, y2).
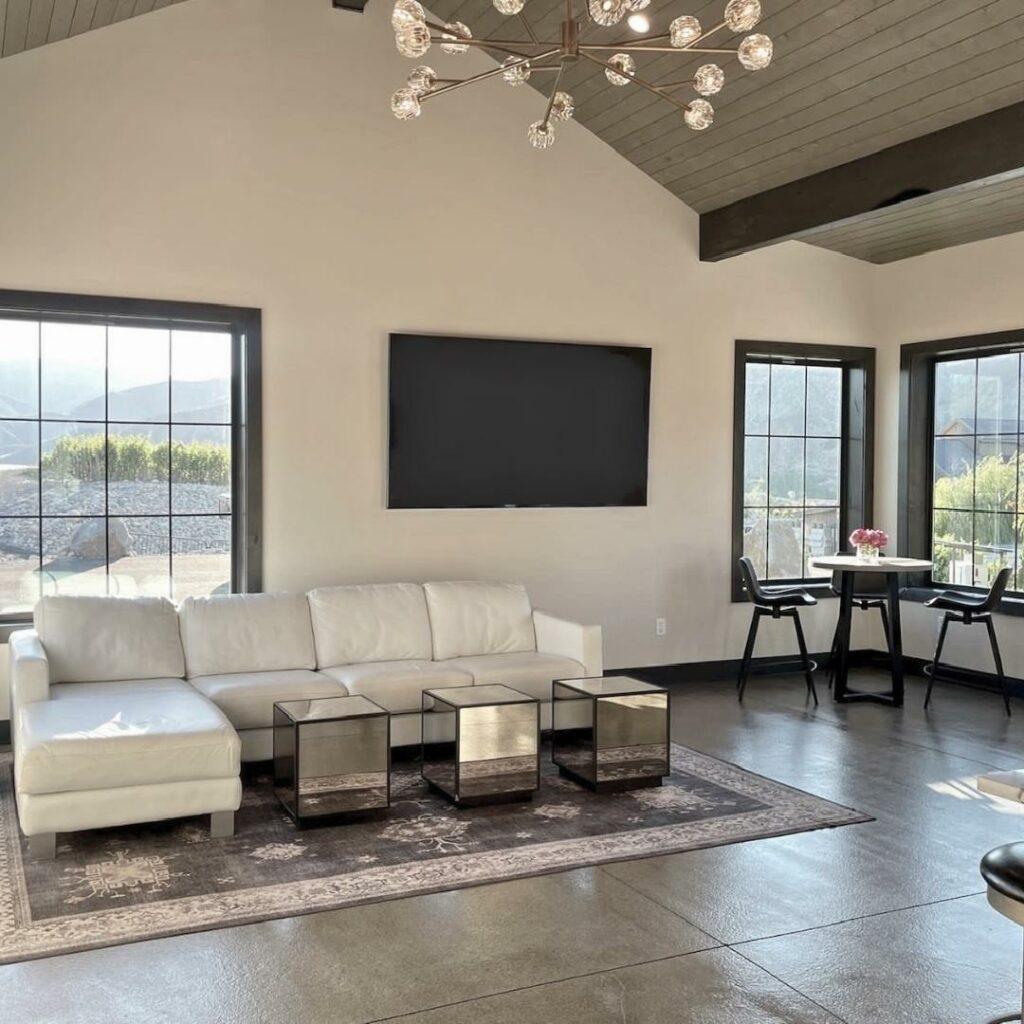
(0, 0, 884, 717)
(874, 231, 1024, 676)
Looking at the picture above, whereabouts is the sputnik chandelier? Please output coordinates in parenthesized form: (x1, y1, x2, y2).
(390, 0, 774, 148)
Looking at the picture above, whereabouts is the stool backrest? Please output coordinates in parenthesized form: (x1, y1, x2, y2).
(738, 557, 772, 605)
(830, 551, 888, 597)
(983, 566, 1013, 612)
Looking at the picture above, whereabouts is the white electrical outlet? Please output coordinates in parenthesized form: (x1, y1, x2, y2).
(656, 617, 667, 637)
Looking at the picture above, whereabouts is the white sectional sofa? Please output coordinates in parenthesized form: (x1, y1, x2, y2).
(8, 581, 601, 858)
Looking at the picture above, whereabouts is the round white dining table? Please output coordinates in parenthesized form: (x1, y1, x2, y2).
(810, 556, 933, 707)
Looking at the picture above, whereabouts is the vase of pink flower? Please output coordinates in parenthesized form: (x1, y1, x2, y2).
(850, 527, 889, 563)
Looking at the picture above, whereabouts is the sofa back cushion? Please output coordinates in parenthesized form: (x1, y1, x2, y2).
(308, 583, 433, 668)
(34, 595, 185, 684)
(424, 581, 536, 661)
(179, 592, 316, 678)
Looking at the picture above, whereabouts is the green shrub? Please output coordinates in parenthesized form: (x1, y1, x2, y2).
(42, 434, 229, 486)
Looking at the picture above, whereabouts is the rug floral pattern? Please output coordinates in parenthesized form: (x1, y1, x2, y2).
(0, 745, 869, 963)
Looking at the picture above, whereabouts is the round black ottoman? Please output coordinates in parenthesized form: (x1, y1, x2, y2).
(981, 843, 1024, 1024)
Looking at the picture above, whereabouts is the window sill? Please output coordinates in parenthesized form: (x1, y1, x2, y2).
(900, 585, 1024, 619)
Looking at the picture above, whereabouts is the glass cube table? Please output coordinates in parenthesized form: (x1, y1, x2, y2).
(421, 684, 540, 807)
(552, 676, 670, 793)
(273, 694, 390, 826)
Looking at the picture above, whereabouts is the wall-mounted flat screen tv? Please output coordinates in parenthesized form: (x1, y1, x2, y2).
(388, 333, 651, 509)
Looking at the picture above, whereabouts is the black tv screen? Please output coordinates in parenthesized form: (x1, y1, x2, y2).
(388, 334, 651, 509)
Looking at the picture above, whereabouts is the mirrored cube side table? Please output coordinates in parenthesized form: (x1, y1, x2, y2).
(552, 676, 670, 793)
(274, 694, 390, 826)
(421, 684, 540, 807)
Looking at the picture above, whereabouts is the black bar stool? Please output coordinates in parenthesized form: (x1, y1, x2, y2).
(737, 556, 818, 705)
(980, 842, 1024, 1022)
(923, 566, 1013, 716)
(826, 551, 892, 692)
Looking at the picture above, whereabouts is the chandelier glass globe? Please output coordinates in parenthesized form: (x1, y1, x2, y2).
(407, 65, 436, 96)
(391, 87, 422, 120)
(724, 0, 761, 32)
(589, 0, 627, 28)
(693, 63, 725, 96)
(528, 120, 555, 149)
(395, 23, 431, 58)
(501, 56, 531, 86)
(684, 98, 714, 130)
(605, 52, 636, 86)
(440, 22, 472, 54)
(493, 0, 526, 13)
(738, 32, 773, 70)
(669, 15, 702, 47)
(550, 91, 575, 121)
(391, 0, 425, 31)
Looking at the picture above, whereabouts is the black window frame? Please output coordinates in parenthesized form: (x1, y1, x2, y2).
(0, 288, 262, 640)
(731, 340, 875, 603)
(899, 328, 1024, 615)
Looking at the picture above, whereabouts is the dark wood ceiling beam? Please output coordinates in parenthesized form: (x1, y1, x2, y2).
(332, 0, 368, 12)
(699, 100, 1024, 262)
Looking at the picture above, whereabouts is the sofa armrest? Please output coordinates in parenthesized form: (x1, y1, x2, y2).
(533, 610, 603, 678)
(9, 629, 50, 710)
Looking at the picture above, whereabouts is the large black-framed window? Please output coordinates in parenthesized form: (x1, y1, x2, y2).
(0, 289, 261, 635)
(900, 329, 1024, 607)
(731, 340, 875, 602)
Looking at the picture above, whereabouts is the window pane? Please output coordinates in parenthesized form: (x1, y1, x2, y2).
(806, 366, 842, 437)
(933, 436, 974, 509)
(768, 364, 805, 436)
(768, 436, 804, 506)
(108, 516, 170, 597)
(767, 509, 803, 579)
(41, 517, 108, 596)
(932, 510, 972, 586)
(973, 512, 1016, 588)
(108, 327, 169, 423)
(976, 353, 1019, 435)
(805, 437, 840, 506)
(171, 425, 231, 514)
(743, 435, 767, 506)
(40, 323, 105, 420)
(0, 420, 39, 516)
(173, 515, 231, 599)
(744, 362, 769, 434)
(0, 319, 39, 418)
(173, 330, 231, 423)
(933, 358, 975, 435)
(108, 424, 169, 515)
(41, 422, 105, 515)
(974, 436, 1018, 512)
(0, 518, 39, 613)
(805, 507, 839, 578)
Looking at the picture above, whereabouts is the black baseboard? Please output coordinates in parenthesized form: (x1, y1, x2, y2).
(0, 720, 8, 745)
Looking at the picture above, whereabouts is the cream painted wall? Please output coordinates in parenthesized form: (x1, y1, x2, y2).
(874, 230, 1024, 678)
(0, 0, 883, 718)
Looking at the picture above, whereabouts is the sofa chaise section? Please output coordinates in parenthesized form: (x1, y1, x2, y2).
(180, 592, 345, 761)
(9, 596, 241, 859)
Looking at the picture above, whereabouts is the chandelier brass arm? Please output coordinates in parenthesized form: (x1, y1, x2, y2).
(389, 0, 777, 148)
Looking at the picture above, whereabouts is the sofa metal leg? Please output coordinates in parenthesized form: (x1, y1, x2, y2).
(28, 833, 56, 860)
(210, 811, 235, 839)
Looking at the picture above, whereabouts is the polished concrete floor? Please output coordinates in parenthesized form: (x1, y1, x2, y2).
(4, 669, 1024, 1023)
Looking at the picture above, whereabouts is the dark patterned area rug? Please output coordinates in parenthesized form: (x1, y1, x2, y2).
(0, 745, 869, 963)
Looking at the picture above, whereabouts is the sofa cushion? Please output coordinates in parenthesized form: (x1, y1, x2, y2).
(424, 581, 536, 661)
(179, 593, 316, 678)
(438, 651, 585, 702)
(308, 583, 433, 668)
(34, 595, 185, 685)
(50, 678, 194, 701)
(190, 669, 344, 730)
(320, 660, 473, 714)
(15, 692, 239, 796)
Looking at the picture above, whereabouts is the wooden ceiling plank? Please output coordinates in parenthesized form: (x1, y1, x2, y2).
(112, 0, 135, 21)
(132, 1, 158, 15)
(90, 0, 117, 28)
(624, 0, 1020, 186)
(2, 0, 30, 55)
(47, 0, 77, 41)
(0, 0, 9, 57)
(25, 0, 55, 50)
(698, 99, 1024, 261)
(69, 0, 98, 35)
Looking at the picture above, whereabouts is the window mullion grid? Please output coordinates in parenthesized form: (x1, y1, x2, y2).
(168, 331, 174, 599)
(36, 321, 42, 603)
(104, 326, 110, 596)
(801, 365, 808, 579)
(972, 359, 978, 586)
(765, 363, 772, 577)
